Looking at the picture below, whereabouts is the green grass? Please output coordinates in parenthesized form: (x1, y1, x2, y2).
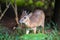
(20, 33, 47, 40)
(0, 23, 60, 40)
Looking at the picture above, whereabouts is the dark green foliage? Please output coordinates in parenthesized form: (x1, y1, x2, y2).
(11, 0, 26, 6)
(0, 21, 60, 40)
(35, 1, 44, 7)
(1, 0, 55, 9)
(0, 0, 55, 11)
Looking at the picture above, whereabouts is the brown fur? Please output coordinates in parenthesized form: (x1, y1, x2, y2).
(20, 9, 45, 34)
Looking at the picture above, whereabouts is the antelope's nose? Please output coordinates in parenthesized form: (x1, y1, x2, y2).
(19, 20, 23, 23)
(19, 20, 22, 23)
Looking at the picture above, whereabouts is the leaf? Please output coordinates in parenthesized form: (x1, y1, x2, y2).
(35, 1, 44, 7)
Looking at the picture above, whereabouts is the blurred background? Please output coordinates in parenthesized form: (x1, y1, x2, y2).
(0, 0, 60, 40)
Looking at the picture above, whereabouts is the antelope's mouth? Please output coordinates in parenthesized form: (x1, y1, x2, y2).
(19, 20, 24, 25)
(19, 19, 23, 23)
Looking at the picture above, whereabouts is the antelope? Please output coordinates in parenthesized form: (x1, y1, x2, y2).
(19, 9, 45, 34)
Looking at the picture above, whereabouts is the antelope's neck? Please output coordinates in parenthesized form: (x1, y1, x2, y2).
(25, 20, 33, 28)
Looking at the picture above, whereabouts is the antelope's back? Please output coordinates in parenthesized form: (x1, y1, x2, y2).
(30, 9, 45, 26)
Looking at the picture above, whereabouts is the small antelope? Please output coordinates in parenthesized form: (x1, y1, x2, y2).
(19, 9, 45, 34)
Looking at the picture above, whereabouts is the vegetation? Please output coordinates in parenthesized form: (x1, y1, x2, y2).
(0, 22, 60, 40)
(0, 0, 60, 40)
(0, 0, 55, 8)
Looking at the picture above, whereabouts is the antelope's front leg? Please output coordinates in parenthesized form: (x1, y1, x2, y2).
(33, 27, 36, 34)
(26, 29, 30, 34)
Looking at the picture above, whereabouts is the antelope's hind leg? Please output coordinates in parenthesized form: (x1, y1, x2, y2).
(41, 22, 44, 33)
(33, 27, 36, 34)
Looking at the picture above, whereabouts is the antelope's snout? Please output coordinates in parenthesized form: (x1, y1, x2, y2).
(19, 19, 23, 24)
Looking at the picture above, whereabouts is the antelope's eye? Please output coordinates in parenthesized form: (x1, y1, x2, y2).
(24, 17, 26, 19)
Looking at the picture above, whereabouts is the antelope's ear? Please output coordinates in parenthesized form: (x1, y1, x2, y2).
(24, 11, 28, 15)
(21, 10, 28, 18)
(22, 10, 28, 15)
(28, 12, 32, 17)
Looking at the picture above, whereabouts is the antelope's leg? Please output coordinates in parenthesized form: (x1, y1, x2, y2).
(33, 27, 36, 34)
(26, 29, 30, 34)
(38, 29, 40, 33)
(40, 19, 45, 33)
(42, 26, 44, 33)
(41, 22, 44, 33)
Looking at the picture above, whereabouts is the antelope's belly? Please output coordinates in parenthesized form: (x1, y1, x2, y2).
(26, 23, 40, 28)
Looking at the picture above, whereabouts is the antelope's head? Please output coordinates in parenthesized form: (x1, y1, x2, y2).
(19, 11, 32, 25)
